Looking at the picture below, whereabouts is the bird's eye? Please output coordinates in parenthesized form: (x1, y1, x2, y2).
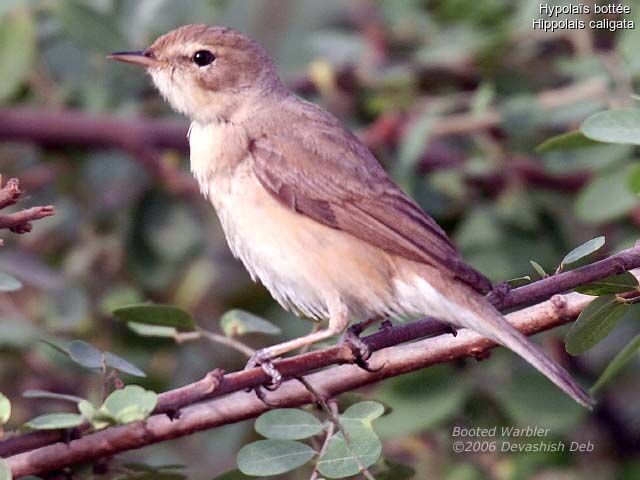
(192, 50, 216, 67)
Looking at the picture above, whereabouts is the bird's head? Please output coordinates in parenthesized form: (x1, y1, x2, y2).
(109, 24, 284, 123)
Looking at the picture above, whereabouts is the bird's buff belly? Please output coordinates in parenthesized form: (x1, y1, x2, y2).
(207, 166, 403, 321)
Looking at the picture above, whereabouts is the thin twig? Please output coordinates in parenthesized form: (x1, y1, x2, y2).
(0, 178, 55, 238)
(197, 329, 256, 358)
(174, 328, 255, 357)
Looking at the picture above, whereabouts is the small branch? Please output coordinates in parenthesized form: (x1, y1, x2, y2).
(197, 329, 256, 358)
(310, 411, 334, 480)
(0, 77, 608, 190)
(174, 328, 256, 358)
(0, 178, 55, 240)
(495, 243, 640, 310)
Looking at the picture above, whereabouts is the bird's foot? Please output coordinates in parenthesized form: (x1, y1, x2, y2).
(245, 349, 283, 392)
(339, 324, 382, 373)
(487, 281, 511, 308)
(379, 319, 394, 331)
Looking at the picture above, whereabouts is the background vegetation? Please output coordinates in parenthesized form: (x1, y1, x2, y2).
(1, 0, 639, 478)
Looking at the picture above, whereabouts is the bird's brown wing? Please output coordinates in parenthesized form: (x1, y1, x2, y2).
(249, 104, 492, 293)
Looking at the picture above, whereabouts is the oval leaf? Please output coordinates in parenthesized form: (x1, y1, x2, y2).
(575, 272, 639, 295)
(22, 390, 84, 403)
(0, 272, 22, 292)
(581, 109, 640, 145)
(255, 409, 322, 440)
(68, 340, 104, 370)
(591, 334, 640, 393)
(104, 352, 146, 377)
(127, 322, 177, 338)
(102, 385, 157, 424)
(575, 167, 639, 224)
(341, 401, 385, 424)
(0, 393, 10, 425)
(530, 260, 547, 278)
(0, 458, 11, 480)
(25, 413, 84, 430)
(113, 304, 195, 331)
(220, 310, 281, 337)
(237, 439, 315, 476)
(317, 430, 382, 479)
(565, 295, 629, 355)
(561, 236, 605, 267)
(536, 130, 602, 153)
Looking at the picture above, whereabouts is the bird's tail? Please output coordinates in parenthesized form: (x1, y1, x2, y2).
(451, 291, 595, 409)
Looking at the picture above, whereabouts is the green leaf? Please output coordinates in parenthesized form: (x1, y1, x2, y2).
(104, 352, 146, 377)
(255, 408, 323, 440)
(237, 439, 316, 476)
(220, 310, 281, 337)
(575, 272, 639, 295)
(113, 304, 195, 331)
(22, 390, 84, 403)
(25, 413, 84, 430)
(530, 260, 547, 278)
(317, 430, 381, 478)
(341, 401, 385, 425)
(0, 458, 11, 480)
(77, 400, 111, 430)
(575, 166, 639, 223)
(591, 334, 640, 393)
(67, 340, 104, 370)
(127, 322, 177, 338)
(317, 401, 385, 478)
(561, 236, 606, 267)
(536, 130, 602, 153)
(505, 276, 531, 287)
(0, 8, 35, 101)
(77, 399, 96, 419)
(581, 109, 640, 145)
(0, 272, 22, 292)
(565, 295, 629, 355)
(0, 393, 10, 425)
(39, 338, 70, 356)
(102, 385, 157, 424)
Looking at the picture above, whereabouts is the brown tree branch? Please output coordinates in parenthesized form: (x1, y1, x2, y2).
(4, 291, 597, 477)
(0, 178, 54, 240)
(2, 243, 640, 474)
(0, 76, 608, 183)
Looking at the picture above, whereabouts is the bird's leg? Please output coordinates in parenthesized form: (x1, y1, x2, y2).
(246, 309, 350, 390)
(338, 315, 385, 372)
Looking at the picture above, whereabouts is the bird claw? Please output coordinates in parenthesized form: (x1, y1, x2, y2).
(339, 324, 383, 373)
(245, 349, 283, 393)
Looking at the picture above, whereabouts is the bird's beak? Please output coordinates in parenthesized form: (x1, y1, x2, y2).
(107, 50, 163, 68)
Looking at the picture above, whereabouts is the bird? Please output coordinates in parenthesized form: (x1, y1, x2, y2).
(109, 24, 594, 408)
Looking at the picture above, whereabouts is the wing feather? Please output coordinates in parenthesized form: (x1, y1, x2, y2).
(248, 101, 492, 293)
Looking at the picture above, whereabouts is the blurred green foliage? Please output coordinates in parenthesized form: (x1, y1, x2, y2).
(1, 0, 640, 478)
